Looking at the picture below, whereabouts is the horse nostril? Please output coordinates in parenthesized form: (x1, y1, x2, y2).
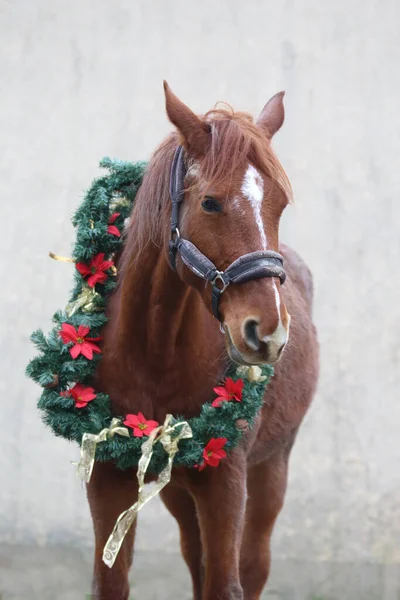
(277, 343, 285, 357)
(243, 319, 261, 352)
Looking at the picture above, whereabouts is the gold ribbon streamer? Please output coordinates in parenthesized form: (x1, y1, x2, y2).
(73, 418, 130, 483)
(102, 415, 193, 569)
(49, 252, 75, 263)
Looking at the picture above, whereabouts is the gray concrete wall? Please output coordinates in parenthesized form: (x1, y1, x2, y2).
(1, 0, 400, 598)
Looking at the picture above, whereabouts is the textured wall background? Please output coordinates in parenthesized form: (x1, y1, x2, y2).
(1, 0, 400, 598)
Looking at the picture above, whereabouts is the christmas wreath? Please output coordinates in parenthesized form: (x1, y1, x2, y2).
(26, 158, 273, 476)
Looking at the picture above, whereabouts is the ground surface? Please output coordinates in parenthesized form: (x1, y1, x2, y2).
(2, 545, 399, 600)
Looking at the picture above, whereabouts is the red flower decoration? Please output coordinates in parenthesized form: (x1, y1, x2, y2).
(61, 383, 96, 408)
(59, 323, 102, 360)
(107, 213, 121, 237)
(197, 438, 228, 471)
(212, 377, 244, 408)
(124, 412, 159, 438)
(76, 253, 114, 287)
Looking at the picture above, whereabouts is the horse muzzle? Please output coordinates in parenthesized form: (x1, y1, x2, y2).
(224, 317, 289, 366)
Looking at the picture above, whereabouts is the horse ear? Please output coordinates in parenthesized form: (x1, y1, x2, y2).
(256, 91, 285, 138)
(163, 81, 210, 155)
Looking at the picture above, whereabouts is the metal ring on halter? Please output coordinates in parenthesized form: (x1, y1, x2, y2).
(168, 227, 181, 270)
(170, 227, 180, 244)
(210, 271, 230, 294)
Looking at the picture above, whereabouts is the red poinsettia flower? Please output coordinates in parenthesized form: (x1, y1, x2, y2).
(197, 438, 228, 471)
(75, 253, 114, 287)
(212, 377, 244, 408)
(107, 212, 121, 237)
(123, 412, 159, 438)
(59, 323, 102, 360)
(61, 382, 96, 408)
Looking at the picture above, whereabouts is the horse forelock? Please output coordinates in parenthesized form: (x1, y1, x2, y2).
(201, 106, 292, 202)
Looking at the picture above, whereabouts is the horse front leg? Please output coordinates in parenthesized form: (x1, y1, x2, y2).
(86, 461, 138, 600)
(160, 483, 204, 600)
(191, 450, 247, 600)
(240, 452, 289, 600)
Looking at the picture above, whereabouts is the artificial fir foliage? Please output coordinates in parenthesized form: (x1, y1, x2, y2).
(26, 158, 274, 474)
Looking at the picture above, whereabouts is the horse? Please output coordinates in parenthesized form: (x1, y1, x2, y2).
(87, 81, 319, 600)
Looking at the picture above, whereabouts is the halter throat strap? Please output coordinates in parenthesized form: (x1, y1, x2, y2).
(168, 146, 286, 321)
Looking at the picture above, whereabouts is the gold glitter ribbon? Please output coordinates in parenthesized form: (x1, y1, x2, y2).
(73, 418, 130, 483)
(65, 284, 102, 316)
(49, 252, 75, 263)
(110, 196, 131, 211)
(236, 365, 267, 383)
(102, 414, 193, 569)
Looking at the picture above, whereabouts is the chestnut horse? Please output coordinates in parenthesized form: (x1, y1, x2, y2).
(88, 82, 319, 600)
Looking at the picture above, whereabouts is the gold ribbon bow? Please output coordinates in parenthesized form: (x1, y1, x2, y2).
(236, 365, 267, 383)
(73, 418, 130, 483)
(102, 414, 193, 569)
(110, 196, 131, 211)
(65, 284, 102, 317)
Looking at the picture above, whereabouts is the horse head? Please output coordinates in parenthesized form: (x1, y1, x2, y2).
(163, 82, 292, 365)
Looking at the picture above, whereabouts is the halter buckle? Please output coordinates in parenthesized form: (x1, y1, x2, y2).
(210, 271, 229, 293)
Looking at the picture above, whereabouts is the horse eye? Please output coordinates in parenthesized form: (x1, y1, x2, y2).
(201, 197, 222, 213)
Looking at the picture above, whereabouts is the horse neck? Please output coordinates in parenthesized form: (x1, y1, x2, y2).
(119, 240, 199, 365)
(100, 234, 226, 420)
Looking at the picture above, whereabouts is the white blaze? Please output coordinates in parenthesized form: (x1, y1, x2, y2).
(272, 280, 281, 315)
(262, 280, 290, 351)
(241, 164, 267, 250)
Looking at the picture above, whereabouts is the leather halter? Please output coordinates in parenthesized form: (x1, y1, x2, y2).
(168, 146, 286, 322)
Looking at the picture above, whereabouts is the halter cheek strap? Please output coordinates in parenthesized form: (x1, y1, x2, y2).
(168, 146, 286, 322)
(168, 146, 186, 270)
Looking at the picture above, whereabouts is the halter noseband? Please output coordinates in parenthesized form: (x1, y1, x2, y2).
(168, 146, 286, 322)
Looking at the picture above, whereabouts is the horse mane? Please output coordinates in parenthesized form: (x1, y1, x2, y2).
(121, 106, 292, 268)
